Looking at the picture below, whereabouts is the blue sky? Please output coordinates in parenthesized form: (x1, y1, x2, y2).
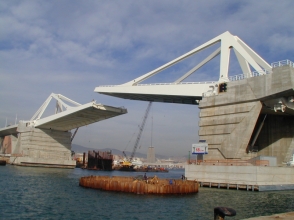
(1, 0, 294, 157)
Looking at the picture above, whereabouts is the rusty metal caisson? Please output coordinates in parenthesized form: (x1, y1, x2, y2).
(79, 176, 198, 195)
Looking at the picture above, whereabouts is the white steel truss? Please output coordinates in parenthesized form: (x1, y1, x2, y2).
(95, 31, 272, 104)
(0, 93, 127, 136)
(122, 31, 271, 85)
(28, 93, 127, 131)
(31, 93, 81, 121)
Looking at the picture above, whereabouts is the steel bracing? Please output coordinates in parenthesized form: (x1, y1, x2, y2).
(0, 93, 127, 137)
(95, 31, 273, 104)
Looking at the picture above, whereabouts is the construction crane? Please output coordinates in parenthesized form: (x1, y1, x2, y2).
(123, 101, 153, 165)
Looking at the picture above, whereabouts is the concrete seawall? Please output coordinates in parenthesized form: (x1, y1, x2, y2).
(185, 164, 294, 191)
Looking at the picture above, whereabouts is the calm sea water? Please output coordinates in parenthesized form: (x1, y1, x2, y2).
(1, 165, 293, 220)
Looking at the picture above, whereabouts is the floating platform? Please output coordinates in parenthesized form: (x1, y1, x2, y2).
(79, 175, 198, 194)
(85, 151, 113, 171)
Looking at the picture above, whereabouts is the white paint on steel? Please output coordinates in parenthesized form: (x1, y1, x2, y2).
(175, 47, 221, 83)
(95, 31, 272, 103)
(0, 93, 127, 135)
(31, 93, 81, 121)
(29, 94, 127, 131)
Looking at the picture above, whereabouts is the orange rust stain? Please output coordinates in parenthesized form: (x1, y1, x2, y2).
(79, 176, 198, 195)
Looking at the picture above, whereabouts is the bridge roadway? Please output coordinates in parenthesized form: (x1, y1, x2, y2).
(0, 101, 127, 136)
(95, 82, 216, 105)
(0, 94, 127, 168)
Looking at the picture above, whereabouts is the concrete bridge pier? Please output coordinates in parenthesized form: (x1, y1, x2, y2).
(199, 65, 294, 165)
(8, 125, 76, 168)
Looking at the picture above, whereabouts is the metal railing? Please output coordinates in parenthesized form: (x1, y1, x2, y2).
(97, 81, 216, 87)
(137, 81, 216, 86)
(228, 69, 272, 81)
(229, 59, 293, 82)
(97, 60, 293, 87)
(187, 159, 269, 166)
(271, 59, 294, 68)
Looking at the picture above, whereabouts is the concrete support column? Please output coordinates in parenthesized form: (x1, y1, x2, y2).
(10, 127, 75, 168)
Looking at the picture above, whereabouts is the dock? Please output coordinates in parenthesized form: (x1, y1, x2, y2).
(186, 164, 294, 191)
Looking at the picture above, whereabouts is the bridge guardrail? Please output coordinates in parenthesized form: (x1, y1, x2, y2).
(97, 81, 216, 87)
(271, 59, 294, 68)
(229, 60, 293, 81)
(97, 60, 293, 87)
(136, 81, 216, 86)
(229, 69, 272, 81)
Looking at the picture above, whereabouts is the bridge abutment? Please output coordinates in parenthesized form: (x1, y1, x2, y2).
(199, 65, 294, 165)
(9, 127, 76, 168)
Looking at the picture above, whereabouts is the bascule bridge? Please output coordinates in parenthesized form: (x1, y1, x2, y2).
(0, 93, 127, 168)
(95, 31, 294, 166)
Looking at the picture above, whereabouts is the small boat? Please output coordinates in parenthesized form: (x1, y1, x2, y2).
(0, 160, 7, 166)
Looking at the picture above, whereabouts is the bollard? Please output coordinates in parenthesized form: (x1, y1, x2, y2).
(214, 207, 236, 220)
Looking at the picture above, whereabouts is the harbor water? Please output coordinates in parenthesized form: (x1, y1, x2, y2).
(1, 165, 293, 220)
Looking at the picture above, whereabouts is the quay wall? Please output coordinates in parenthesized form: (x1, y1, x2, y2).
(185, 164, 294, 191)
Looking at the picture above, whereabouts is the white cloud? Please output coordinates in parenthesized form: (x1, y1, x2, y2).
(1, 0, 294, 156)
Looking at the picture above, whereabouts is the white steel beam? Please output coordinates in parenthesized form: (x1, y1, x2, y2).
(95, 31, 272, 104)
(53, 94, 81, 107)
(123, 32, 230, 86)
(33, 102, 127, 131)
(233, 48, 251, 78)
(175, 47, 221, 83)
(235, 36, 272, 72)
(31, 94, 53, 120)
(219, 34, 231, 81)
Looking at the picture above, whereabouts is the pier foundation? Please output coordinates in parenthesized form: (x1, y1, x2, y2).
(8, 127, 75, 168)
(199, 65, 294, 165)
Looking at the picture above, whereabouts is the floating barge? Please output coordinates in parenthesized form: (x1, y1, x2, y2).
(84, 150, 113, 171)
(79, 175, 198, 194)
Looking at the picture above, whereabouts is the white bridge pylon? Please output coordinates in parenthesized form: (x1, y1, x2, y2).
(95, 31, 272, 105)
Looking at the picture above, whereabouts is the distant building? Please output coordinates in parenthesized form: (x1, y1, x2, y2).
(147, 147, 155, 163)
